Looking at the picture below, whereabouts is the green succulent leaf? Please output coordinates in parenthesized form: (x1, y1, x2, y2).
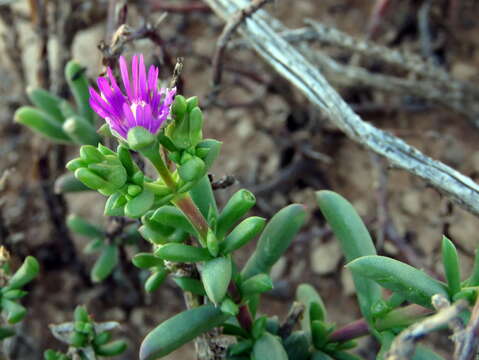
(67, 214, 104, 238)
(54, 173, 90, 193)
(284, 331, 310, 360)
(347, 255, 448, 308)
(15, 106, 71, 142)
(217, 189, 256, 239)
(8, 256, 40, 289)
(63, 115, 101, 145)
(139, 304, 230, 360)
(95, 340, 127, 356)
(252, 333, 288, 360)
(442, 236, 461, 296)
(173, 277, 206, 295)
(26, 86, 65, 123)
(201, 256, 232, 305)
(155, 243, 213, 263)
(242, 204, 306, 280)
(91, 244, 119, 283)
(316, 190, 381, 322)
(221, 216, 266, 255)
(65, 60, 94, 123)
(125, 188, 155, 218)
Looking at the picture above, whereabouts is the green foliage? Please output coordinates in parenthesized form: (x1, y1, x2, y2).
(347, 256, 448, 308)
(316, 190, 381, 322)
(139, 305, 229, 359)
(241, 204, 307, 279)
(46, 305, 126, 358)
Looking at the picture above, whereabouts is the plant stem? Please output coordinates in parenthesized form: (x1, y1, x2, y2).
(142, 145, 176, 190)
(173, 194, 209, 240)
(228, 281, 254, 332)
(329, 304, 432, 342)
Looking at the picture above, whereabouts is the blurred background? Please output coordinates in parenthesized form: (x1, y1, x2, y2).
(0, 0, 478, 358)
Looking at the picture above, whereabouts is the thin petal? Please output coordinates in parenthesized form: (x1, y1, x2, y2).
(119, 56, 132, 99)
(147, 65, 158, 95)
(131, 54, 139, 99)
(122, 103, 136, 129)
(139, 54, 148, 101)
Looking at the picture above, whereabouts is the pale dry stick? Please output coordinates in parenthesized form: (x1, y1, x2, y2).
(210, 0, 273, 94)
(304, 19, 454, 85)
(203, 0, 479, 217)
(454, 294, 479, 360)
(231, 20, 479, 123)
(303, 48, 479, 126)
(386, 295, 468, 360)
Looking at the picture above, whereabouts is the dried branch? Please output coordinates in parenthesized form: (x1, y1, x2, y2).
(211, 0, 273, 94)
(149, 0, 211, 14)
(454, 294, 479, 360)
(386, 295, 468, 360)
(203, 0, 479, 217)
(231, 19, 479, 124)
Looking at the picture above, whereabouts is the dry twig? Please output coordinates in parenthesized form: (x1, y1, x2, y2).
(210, 0, 273, 94)
(203, 0, 479, 217)
(386, 295, 468, 360)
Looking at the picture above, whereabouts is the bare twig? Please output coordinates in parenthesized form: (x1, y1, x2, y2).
(169, 57, 184, 89)
(386, 295, 468, 360)
(454, 294, 479, 360)
(210, 0, 273, 94)
(203, 0, 479, 217)
(149, 0, 211, 13)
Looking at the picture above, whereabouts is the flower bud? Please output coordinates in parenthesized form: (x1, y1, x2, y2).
(127, 126, 156, 151)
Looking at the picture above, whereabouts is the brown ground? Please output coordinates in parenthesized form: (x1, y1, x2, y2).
(1, 0, 479, 359)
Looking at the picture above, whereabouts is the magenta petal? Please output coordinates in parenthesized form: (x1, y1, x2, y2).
(147, 65, 158, 95)
(139, 54, 148, 101)
(131, 55, 139, 99)
(123, 103, 136, 129)
(119, 56, 132, 99)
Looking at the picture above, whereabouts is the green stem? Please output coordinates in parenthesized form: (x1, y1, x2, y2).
(173, 194, 209, 241)
(141, 145, 176, 190)
(142, 144, 210, 241)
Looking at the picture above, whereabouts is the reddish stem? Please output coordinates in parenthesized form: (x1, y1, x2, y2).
(329, 319, 370, 342)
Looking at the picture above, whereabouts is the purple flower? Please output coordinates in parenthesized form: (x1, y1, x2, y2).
(89, 54, 176, 139)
